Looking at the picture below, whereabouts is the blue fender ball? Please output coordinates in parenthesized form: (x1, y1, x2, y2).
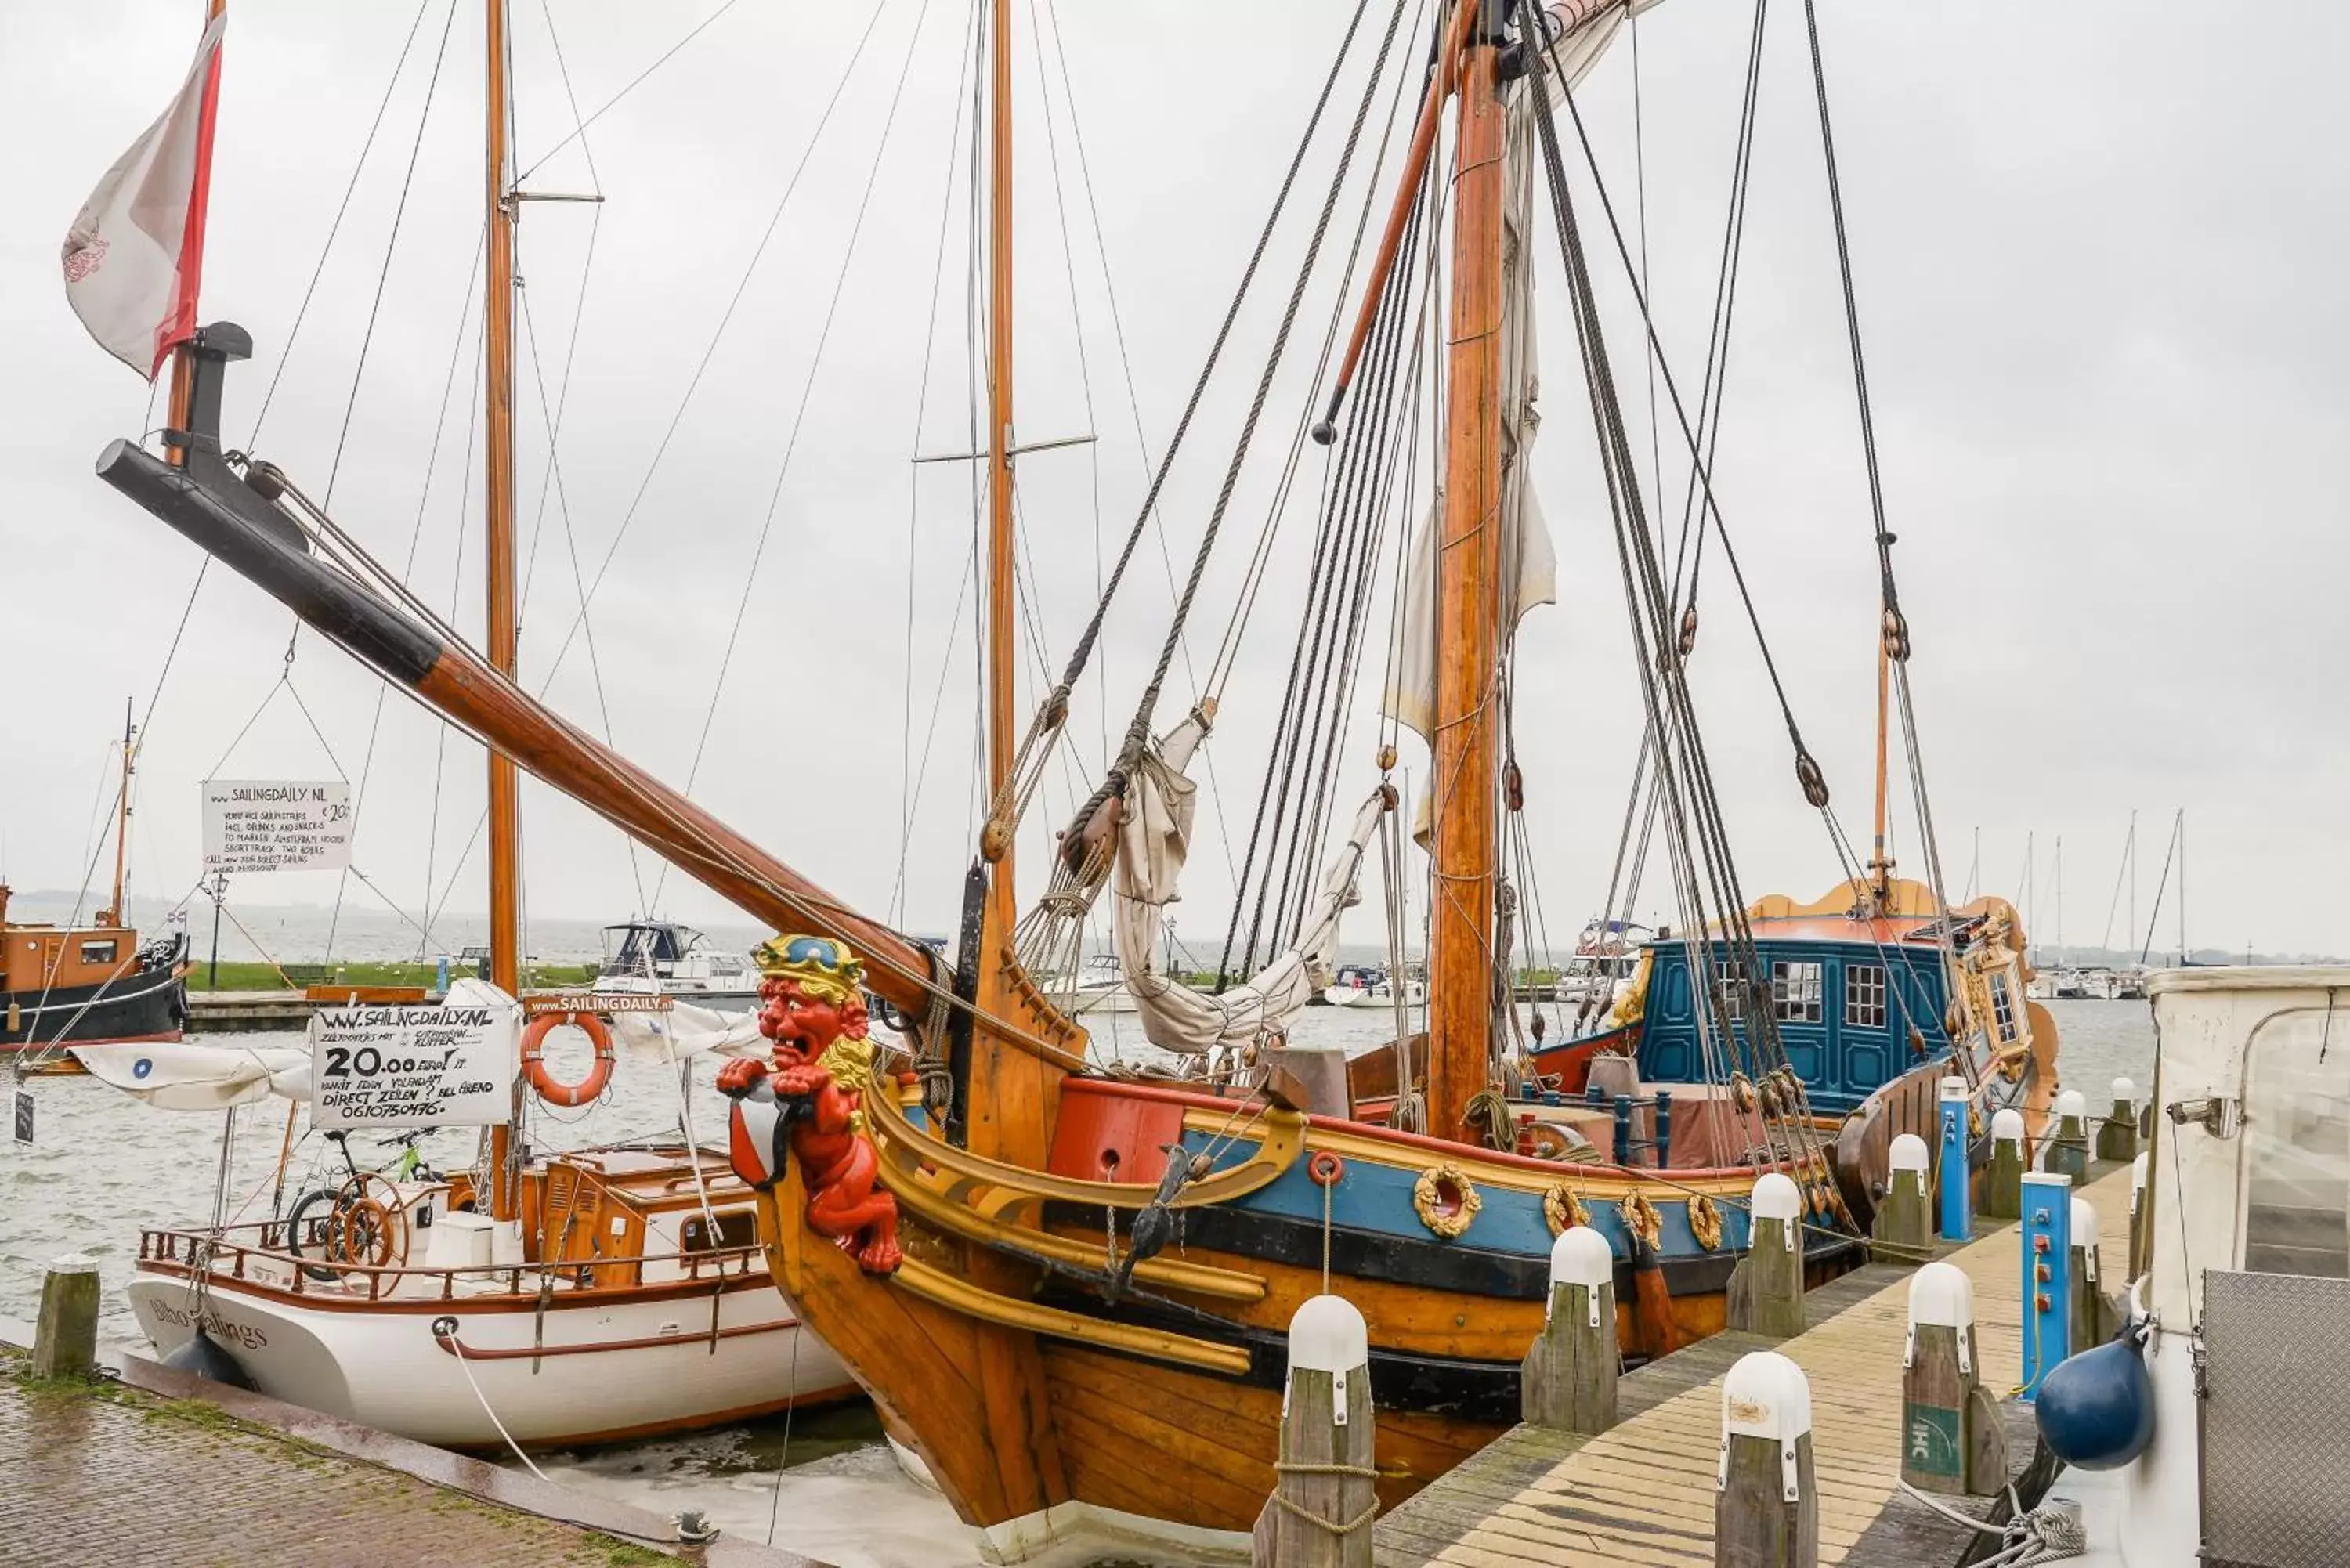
(2034, 1330, 2156, 1470)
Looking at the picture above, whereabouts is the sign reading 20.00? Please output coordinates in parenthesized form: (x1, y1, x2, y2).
(309, 1000, 517, 1129)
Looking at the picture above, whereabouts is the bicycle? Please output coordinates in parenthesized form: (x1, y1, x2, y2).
(284, 1128, 446, 1281)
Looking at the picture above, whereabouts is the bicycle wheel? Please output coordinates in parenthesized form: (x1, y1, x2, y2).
(284, 1188, 343, 1284)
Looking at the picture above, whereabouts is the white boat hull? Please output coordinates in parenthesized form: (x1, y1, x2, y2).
(125, 1270, 854, 1450)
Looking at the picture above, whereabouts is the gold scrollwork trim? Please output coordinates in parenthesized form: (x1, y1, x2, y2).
(1412, 1162, 1481, 1240)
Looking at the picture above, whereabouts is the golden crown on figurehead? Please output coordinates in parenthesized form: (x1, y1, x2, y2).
(752, 933, 866, 1006)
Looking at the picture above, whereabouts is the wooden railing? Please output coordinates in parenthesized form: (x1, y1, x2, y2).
(136, 1220, 765, 1305)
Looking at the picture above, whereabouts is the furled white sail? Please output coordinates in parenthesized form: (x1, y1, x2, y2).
(1379, 1, 1658, 753)
(72, 1039, 310, 1110)
(1112, 712, 1386, 1055)
(609, 998, 766, 1063)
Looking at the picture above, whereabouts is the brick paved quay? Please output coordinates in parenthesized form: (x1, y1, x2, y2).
(2, 1349, 818, 1568)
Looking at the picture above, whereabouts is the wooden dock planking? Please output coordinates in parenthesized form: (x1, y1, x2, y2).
(1377, 1162, 2136, 1568)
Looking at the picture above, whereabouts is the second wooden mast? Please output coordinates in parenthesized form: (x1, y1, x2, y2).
(483, 0, 522, 1217)
(1428, 0, 1510, 1146)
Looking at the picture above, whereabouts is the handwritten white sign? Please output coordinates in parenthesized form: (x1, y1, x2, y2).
(309, 1000, 517, 1129)
(203, 779, 352, 873)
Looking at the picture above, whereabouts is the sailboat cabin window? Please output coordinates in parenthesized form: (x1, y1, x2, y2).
(78, 940, 118, 966)
(2241, 1008, 2350, 1279)
(1846, 964, 1886, 1029)
(1771, 961, 1824, 1023)
(1714, 959, 1748, 1021)
(1989, 974, 2019, 1043)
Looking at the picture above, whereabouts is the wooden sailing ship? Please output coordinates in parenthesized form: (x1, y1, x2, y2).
(2, 706, 190, 1053)
(91, 0, 2059, 1555)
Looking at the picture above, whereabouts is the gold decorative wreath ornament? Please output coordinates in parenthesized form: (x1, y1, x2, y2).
(1687, 1192, 1723, 1251)
(1619, 1188, 1664, 1252)
(1412, 1162, 1481, 1240)
(1542, 1183, 1590, 1237)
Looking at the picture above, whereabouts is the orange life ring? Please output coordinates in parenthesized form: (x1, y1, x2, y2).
(520, 1011, 615, 1107)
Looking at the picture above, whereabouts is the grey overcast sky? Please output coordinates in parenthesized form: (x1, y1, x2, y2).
(2, 0, 2343, 963)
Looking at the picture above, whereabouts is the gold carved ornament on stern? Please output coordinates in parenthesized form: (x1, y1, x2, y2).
(1412, 1162, 1482, 1240)
(1542, 1183, 1590, 1238)
(1687, 1192, 1723, 1252)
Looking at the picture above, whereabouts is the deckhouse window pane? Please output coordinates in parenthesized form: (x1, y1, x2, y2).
(2243, 1010, 2350, 1279)
(1846, 963, 1886, 1028)
(1771, 960, 1823, 1024)
(1715, 959, 1747, 1021)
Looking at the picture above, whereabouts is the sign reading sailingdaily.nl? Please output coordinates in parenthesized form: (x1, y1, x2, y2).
(202, 779, 353, 873)
(309, 1001, 519, 1129)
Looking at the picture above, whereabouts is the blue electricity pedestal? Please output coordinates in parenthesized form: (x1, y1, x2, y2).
(2019, 1170, 2074, 1402)
(1937, 1075, 1972, 1242)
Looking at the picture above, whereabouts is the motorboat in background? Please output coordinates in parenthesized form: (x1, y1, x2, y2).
(1322, 963, 1426, 1009)
(593, 920, 757, 1010)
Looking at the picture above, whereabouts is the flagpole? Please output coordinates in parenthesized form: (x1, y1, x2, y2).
(164, 0, 228, 468)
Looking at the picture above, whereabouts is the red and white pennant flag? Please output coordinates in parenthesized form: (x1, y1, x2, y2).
(62, 13, 226, 380)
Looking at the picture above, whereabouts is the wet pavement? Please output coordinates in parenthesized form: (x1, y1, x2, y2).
(0, 1349, 815, 1567)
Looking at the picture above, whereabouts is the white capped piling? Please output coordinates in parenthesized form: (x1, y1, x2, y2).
(1727, 1173, 1806, 1339)
(1871, 1133, 1934, 1260)
(2046, 1089, 2090, 1179)
(1983, 1107, 2026, 1221)
(33, 1255, 101, 1380)
(2095, 1076, 2138, 1162)
(1901, 1262, 2001, 1496)
(1716, 1351, 1818, 1568)
(1254, 1295, 1377, 1568)
(1523, 1225, 1618, 1434)
(2127, 1151, 2151, 1283)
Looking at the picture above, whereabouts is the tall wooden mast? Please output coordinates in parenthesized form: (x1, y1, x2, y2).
(982, 0, 1018, 958)
(483, 0, 522, 1219)
(1427, 0, 1509, 1146)
(102, 699, 136, 928)
(483, 0, 520, 998)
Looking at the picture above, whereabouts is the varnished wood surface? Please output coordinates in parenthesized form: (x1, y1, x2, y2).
(1375, 1161, 2136, 1567)
(1427, 27, 1509, 1146)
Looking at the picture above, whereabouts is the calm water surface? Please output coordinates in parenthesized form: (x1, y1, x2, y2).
(1, 999, 2155, 1566)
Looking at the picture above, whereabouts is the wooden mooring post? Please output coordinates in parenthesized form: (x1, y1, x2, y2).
(1254, 1295, 1377, 1568)
(1716, 1350, 1817, 1568)
(2044, 1089, 2090, 1179)
(1727, 1173, 1806, 1339)
(32, 1255, 100, 1380)
(1522, 1225, 1618, 1434)
(1900, 1261, 2002, 1496)
(2070, 1196, 2117, 1348)
(1982, 1107, 2026, 1222)
(2095, 1077, 2138, 1163)
(1871, 1133, 1932, 1259)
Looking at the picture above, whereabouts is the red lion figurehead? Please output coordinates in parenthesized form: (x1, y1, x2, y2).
(715, 934, 900, 1275)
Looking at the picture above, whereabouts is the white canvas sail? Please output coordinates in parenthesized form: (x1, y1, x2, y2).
(1379, 2, 1659, 752)
(1111, 714, 1386, 1055)
(63, 13, 226, 378)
